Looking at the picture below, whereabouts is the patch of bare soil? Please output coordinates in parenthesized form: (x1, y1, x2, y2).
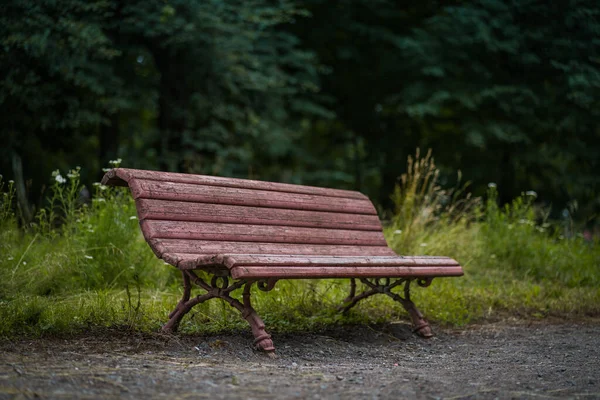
(1, 321, 598, 399)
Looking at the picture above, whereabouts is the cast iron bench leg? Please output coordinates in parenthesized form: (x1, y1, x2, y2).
(163, 271, 203, 333)
(240, 283, 275, 355)
(340, 277, 434, 338)
(382, 279, 433, 338)
(162, 271, 276, 355)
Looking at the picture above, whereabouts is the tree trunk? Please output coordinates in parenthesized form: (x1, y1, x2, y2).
(99, 115, 120, 170)
(11, 151, 33, 223)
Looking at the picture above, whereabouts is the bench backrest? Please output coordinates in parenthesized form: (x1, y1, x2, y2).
(102, 168, 396, 258)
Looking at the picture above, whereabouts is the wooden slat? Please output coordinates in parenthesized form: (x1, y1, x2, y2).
(220, 255, 460, 269)
(102, 168, 366, 199)
(230, 265, 464, 279)
(162, 253, 226, 268)
(150, 239, 396, 258)
(161, 253, 463, 278)
(129, 179, 377, 215)
(141, 220, 388, 246)
(136, 199, 383, 231)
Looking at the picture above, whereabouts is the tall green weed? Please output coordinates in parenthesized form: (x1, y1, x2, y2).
(482, 186, 598, 287)
(0, 166, 174, 301)
(389, 150, 599, 287)
(386, 150, 599, 324)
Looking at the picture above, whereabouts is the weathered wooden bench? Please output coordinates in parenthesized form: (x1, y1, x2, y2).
(102, 168, 463, 354)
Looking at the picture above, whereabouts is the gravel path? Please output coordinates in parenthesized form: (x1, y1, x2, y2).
(1, 321, 598, 399)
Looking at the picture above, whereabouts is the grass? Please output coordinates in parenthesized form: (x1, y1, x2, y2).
(0, 153, 598, 338)
(385, 150, 600, 324)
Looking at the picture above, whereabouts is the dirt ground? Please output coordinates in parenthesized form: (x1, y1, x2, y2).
(1, 320, 598, 399)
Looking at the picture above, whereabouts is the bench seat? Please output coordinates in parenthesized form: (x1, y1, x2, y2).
(162, 253, 463, 279)
(102, 167, 464, 354)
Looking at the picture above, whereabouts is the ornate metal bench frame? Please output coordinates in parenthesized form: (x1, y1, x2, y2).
(162, 271, 435, 355)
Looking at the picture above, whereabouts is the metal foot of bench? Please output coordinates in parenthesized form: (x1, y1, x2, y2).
(225, 280, 275, 354)
(162, 271, 276, 354)
(340, 277, 434, 338)
(163, 271, 193, 333)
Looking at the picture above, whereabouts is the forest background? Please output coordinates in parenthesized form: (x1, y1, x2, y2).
(2, 0, 599, 228)
(1, 0, 599, 338)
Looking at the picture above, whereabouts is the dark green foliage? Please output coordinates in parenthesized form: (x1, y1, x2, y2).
(1, 0, 330, 209)
(291, 0, 458, 200)
(0, 0, 125, 195)
(113, 0, 330, 178)
(0, 0, 121, 134)
(387, 0, 600, 214)
(1, 0, 599, 225)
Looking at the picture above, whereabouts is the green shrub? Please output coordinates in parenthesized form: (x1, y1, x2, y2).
(0, 167, 176, 301)
(385, 150, 599, 325)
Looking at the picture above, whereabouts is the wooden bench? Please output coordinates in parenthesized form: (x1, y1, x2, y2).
(102, 168, 463, 354)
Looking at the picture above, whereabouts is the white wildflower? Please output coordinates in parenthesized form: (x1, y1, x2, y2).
(67, 167, 81, 179)
(51, 170, 60, 177)
(129, 216, 137, 220)
(488, 182, 497, 188)
(8, 180, 14, 184)
(393, 229, 402, 235)
(55, 174, 66, 184)
(7, 256, 14, 261)
(22, 261, 26, 265)
(92, 182, 108, 190)
(84, 255, 93, 260)
(525, 190, 537, 198)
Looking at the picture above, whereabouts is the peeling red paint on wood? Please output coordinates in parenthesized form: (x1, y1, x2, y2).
(149, 239, 396, 257)
(129, 179, 377, 214)
(101, 168, 464, 280)
(136, 198, 383, 231)
(162, 253, 463, 278)
(140, 220, 388, 246)
(229, 265, 464, 279)
(102, 168, 367, 199)
(218, 255, 460, 269)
